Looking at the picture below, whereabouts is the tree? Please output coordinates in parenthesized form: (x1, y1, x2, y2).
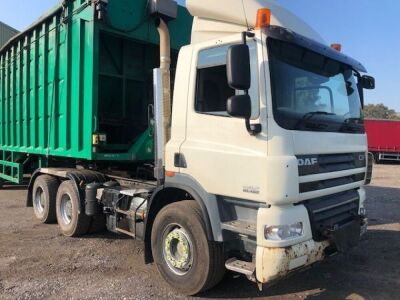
(363, 103, 400, 120)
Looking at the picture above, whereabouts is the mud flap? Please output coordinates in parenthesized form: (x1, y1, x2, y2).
(331, 221, 361, 252)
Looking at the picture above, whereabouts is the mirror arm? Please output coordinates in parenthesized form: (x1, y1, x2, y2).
(355, 72, 365, 109)
(242, 88, 261, 135)
(359, 88, 365, 109)
(242, 31, 261, 136)
(245, 119, 262, 136)
(242, 31, 255, 45)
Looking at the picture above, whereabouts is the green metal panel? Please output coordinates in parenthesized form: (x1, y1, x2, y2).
(0, 0, 193, 165)
(0, 0, 95, 160)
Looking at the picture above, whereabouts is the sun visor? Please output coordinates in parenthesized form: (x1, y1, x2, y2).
(265, 26, 367, 73)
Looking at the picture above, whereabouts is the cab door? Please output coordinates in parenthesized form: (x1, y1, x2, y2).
(179, 40, 268, 201)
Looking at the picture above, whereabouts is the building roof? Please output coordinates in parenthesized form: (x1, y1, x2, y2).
(0, 20, 19, 48)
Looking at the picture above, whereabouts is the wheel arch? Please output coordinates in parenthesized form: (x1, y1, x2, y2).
(144, 175, 223, 264)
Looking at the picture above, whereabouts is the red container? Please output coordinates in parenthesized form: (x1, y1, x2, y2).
(365, 119, 400, 152)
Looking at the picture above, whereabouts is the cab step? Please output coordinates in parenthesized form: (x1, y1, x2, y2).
(225, 258, 255, 277)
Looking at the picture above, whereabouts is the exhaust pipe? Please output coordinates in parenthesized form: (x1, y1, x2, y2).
(153, 18, 172, 183)
(156, 18, 172, 144)
(157, 18, 171, 70)
(149, 0, 177, 183)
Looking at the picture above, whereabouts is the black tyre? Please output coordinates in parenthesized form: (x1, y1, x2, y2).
(56, 180, 91, 237)
(151, 201, 225, 295)
(32, 175, 59, 224)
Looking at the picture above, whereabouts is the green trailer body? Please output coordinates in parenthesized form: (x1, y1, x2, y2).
(0, 0, 192, 183)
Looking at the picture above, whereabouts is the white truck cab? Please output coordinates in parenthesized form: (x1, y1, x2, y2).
(159, 0, 374, 290)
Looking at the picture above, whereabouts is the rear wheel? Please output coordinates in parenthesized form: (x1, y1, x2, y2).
(56, 180, 91, 237)
(151, 201, 225, 295)
(32, 175, 59, 223)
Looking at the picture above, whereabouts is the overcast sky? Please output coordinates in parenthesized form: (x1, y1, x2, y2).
(0, 0, 398, 111)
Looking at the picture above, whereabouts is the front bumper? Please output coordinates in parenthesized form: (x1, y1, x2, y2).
(254, 186, 368, 283)
(255, 216, 368, 283)
(255, 239, 330, 283)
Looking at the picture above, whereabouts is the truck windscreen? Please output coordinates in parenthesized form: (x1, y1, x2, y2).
(267, 38, 364, 134)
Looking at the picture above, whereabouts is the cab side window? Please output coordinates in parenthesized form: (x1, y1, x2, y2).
(195, 43, 259, 118)
(195, 46, 234, 116)
(196, 65, 234, 116)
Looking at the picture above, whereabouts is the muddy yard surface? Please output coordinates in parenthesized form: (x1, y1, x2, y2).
(0, 164, 399, 300)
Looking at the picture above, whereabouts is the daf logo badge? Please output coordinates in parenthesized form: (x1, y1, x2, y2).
(359, 154, 365, 161)
(298, 158, 318, 166)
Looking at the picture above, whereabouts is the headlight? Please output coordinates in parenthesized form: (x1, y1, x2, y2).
(264, 222, 303, 241)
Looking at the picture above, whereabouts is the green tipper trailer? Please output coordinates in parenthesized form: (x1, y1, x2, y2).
(0, 0, 191, 184)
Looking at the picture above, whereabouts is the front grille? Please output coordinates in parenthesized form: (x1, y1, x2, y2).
(297, 152, 367, 193)
(299, 173, 365, 193)
(301, 190, 360, 241)
(297, 152, 367, 176)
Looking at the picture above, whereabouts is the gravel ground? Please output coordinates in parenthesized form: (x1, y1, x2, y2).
(0, 164, 399, 300)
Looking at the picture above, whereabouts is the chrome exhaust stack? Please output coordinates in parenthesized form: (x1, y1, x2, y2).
(149, 0, 177, 183)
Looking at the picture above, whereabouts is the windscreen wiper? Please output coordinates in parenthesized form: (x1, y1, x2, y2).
(343, 117, 361, 124)
(295, 111, 336, 130)
(340, 118, 363, 133)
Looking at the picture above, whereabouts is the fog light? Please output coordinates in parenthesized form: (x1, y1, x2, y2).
(264, 222, 303, 241)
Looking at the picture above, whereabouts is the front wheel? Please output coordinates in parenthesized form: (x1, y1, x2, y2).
(151, 201, 225, 295)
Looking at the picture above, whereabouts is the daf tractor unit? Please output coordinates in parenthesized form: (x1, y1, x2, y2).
(0, 0, 375, 295)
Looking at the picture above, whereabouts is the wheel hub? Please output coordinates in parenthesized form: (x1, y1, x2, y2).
(163, 227, 193, 275)
(60, 194, 73, 225)
(34, 188, 45, 214)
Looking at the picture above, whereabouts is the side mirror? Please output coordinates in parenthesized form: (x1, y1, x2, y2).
(227, 95, 251, 119)
(361, 75, 375, 90)
(227, 44, 251, 90)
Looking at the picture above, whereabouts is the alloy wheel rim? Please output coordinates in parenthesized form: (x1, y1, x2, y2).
(162, 224, 194, 276)
(60, 194, 73, 225)
(34, 187, 45, 215)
